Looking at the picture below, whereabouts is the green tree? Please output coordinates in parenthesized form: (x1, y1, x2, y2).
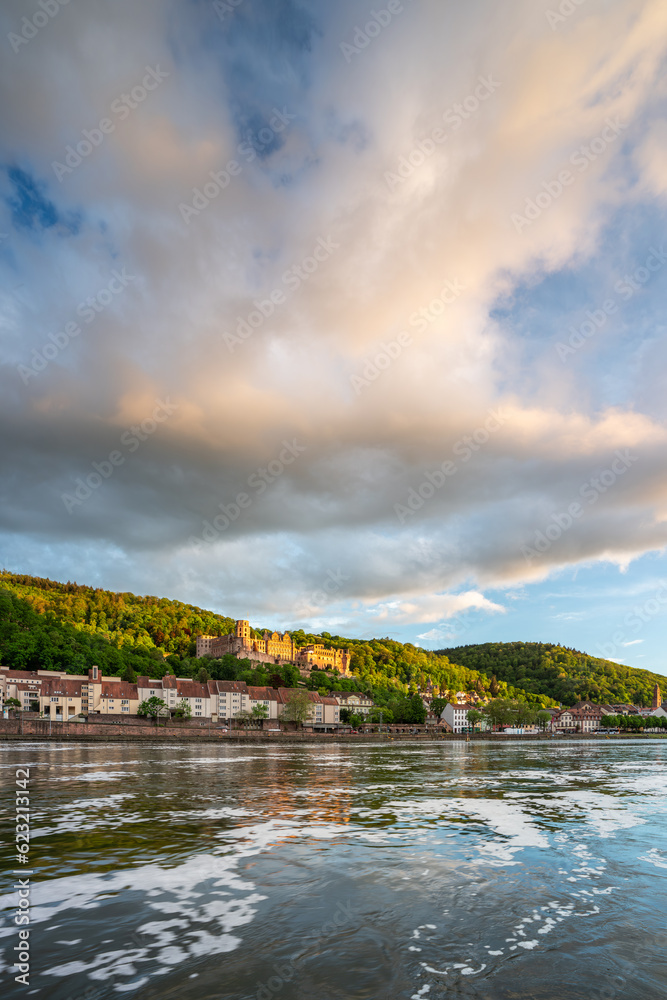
(514, 701, 539, 727)
(120, 663, 137, 683)
(467, 709, 483, 731)
(251, 703, 269, 723)
(483, 698, 514, 729)
(173, 699, 192, 719)
(5, 697, 21, 713)
(368, 706, 393, 724)
(234, 709, 254, 729)
(407, 693, 427, 724)
(282, 690, 312, 727)
(536, 711, 552, 731)
(137, 695, 168, 726)
(429, 697, 448, 718)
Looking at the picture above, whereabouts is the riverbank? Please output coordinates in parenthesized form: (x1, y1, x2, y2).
(1, 718, 662, 743)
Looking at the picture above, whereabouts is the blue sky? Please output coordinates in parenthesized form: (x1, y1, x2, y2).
(1, 0, 666, 674)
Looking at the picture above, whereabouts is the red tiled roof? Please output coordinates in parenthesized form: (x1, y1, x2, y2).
(277, 687, 320, 704)
(247, 686, 279, 701)
(41, 677, 85, 697)
(210, 681, 249, 694)
(175, 680, 209, 698)
(1, 669, 52, 681)
(101, 682, 138, 699)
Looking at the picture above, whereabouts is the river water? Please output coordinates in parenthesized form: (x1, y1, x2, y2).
(1, 739, 666, 999)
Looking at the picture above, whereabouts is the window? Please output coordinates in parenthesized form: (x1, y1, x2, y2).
(51, 697, 59, 702)
(122, 707, 129, 713)
(195, 711, 202, 716)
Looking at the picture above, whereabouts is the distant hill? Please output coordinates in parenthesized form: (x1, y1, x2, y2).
(436, 641, 665, 708)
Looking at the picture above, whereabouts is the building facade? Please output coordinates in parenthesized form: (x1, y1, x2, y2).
(331, 691, 375, 717)
(441, 702, 480, 732)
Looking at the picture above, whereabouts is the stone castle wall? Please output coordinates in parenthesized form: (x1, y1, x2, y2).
(196, 620, 351, 675)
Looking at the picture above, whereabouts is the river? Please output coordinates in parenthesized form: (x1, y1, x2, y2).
(1, 739, 666, 999)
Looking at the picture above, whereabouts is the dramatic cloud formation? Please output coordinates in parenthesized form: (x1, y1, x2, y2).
(1, 0, 666, 662)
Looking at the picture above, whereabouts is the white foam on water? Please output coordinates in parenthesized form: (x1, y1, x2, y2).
(219, 818, 355, 859)
(639, 848, 667, 869)
(50, 770, 131, 782)
(382, 796, 549, 864)
(0, 853, 266, 994)
(114, 977, 150, 992)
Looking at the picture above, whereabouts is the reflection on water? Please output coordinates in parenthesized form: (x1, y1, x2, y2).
(1, 740, 666, 999)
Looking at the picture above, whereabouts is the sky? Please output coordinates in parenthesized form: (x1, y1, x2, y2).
(1, 0, 667, 673)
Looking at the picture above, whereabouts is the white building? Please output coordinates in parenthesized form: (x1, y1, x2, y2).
(441, 702, 480, 733)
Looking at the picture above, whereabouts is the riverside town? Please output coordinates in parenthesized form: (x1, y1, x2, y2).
(2, 616, 665, 739)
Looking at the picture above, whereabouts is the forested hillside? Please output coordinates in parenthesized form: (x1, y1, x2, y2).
(5, 573, 658, 709)
(0, 572, 235, 656)
(0, 573, 554, 705)
(437, 641, 665, 707)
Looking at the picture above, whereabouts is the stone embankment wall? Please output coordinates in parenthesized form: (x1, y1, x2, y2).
(1, 717, 457, 742)
(2, 717, 648, 743)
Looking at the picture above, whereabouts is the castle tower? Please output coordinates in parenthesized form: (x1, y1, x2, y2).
(653, 683, 661, 710)
(235, 620, 252, 642)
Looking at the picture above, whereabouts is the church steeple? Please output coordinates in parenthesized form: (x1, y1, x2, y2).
(653, 683, 661, 709)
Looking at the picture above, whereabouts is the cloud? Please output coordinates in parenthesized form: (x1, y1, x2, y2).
(1, 0, 667, 632)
